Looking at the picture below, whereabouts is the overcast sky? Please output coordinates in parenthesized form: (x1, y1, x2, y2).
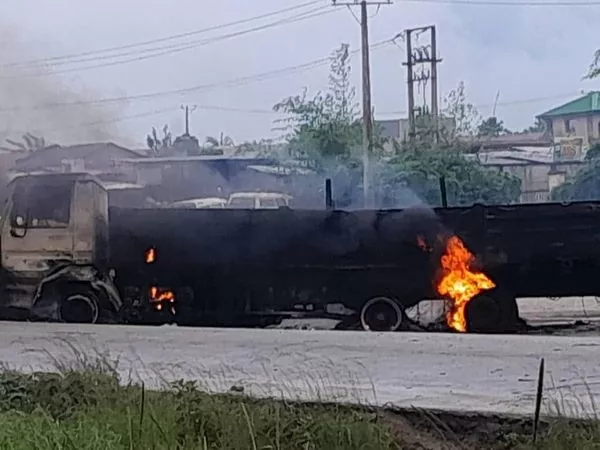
(0, 0, 597, 148)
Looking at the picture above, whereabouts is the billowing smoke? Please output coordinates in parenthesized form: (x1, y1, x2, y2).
(0, 27, 127, 148)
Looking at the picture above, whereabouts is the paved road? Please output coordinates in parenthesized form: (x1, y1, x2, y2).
(0, 321, 599, 418)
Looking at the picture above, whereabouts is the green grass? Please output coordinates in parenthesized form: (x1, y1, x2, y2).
(0, 350, 598, 449)
(0, 370, 396, 450)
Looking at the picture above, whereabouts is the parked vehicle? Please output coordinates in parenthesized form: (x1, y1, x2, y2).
(227, 192, 292, 209)
(168, 198, 227, 209)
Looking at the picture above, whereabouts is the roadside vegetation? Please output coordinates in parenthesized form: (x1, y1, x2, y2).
(0, 350, 598, 450)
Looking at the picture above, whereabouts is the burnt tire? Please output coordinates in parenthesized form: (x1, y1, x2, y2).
(59, 288, 100, 324)
(465, 288, 519, 334)
(360, 296, 404, 332)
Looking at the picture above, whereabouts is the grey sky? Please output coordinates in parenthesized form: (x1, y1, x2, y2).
(0, 0, 598, 148)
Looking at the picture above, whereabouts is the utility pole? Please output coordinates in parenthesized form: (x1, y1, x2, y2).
(402, 25, 441, 139)
(332, 0, 391, 208)
(180, 104, 197, 135)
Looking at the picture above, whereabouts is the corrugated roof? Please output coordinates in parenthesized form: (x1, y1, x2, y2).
(538, 91, 600, 118)
(15, 142, 145, 169)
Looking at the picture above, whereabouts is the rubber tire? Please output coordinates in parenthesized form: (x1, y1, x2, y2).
(59, 287, 100, 324)
(360, 296, 404, 332)
(465, 287, 519, 334)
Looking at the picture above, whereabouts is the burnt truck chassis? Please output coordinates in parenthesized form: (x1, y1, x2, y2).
(107, 200, 600, 333)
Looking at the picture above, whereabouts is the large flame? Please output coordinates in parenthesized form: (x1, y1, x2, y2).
(436, 236, 495, 332)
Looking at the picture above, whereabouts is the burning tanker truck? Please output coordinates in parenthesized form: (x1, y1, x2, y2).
(2, 171, 600, 333)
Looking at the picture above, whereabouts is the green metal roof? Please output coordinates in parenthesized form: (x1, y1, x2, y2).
(538, 91, 600, 118)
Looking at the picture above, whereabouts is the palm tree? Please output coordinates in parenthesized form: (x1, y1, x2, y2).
(4, 133, 47, 152)
(205, 132, 235, 147)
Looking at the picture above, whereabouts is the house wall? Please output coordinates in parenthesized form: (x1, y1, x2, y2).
(550, 113, 600, 149)
(489, 161, 582, 203)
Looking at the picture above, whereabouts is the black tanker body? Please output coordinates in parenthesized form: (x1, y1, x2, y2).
(109, 200, 600, 332)
(108, 206, 447, 329)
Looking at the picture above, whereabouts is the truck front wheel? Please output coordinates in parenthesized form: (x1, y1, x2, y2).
(59, 288, 100, 324)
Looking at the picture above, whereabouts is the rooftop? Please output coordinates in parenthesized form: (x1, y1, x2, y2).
(117, 155, 277, 165)
(537, 91, 600, 118)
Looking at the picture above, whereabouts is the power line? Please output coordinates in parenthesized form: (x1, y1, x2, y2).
(2, 90, 586, 136)
(404, 0, 600, 5)
(0, 1, 323, 69)
(10, 6, 331, 70)
(0, 39, 394, 112)
(1, 7, 337, 78)
(376, 91, 587, 115)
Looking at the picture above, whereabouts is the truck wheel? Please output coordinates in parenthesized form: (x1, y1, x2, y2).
(360, 296, 404, 332)
(59, 288, 100, 324)
(465, 288, 518, 334)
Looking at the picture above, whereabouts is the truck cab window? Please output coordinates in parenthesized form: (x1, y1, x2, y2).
(11, 182, 72, 228)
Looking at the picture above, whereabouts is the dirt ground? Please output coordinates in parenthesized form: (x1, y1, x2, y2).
(380, 409, 536, 449)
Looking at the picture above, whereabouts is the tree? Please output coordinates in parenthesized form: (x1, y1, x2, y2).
(273, 43, 362, 170)
(585, 143, 600, 161)
(4, 133, 47, 152)
(441, 81, 481, 137)
(147, 125, 172, 156)
(477, 116, 508, 137)
(587, 49, 600, 79)
(376, 138, 521, 207)
(205, 132, 235, 148)
(550, 143, 600, 202)
(522, 118, 545, 133)
(274, 48, 520, 208)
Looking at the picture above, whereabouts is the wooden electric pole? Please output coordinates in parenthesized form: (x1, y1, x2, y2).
(402, 25, 441, 139)
(332, 0, 391, 208)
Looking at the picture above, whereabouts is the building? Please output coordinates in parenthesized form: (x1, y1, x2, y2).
(11, 142, 145, 176)
(537, 91, 600, 161)
(473, 147, 582, 203)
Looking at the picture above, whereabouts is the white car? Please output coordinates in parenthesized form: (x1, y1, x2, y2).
(227, 192, 292, 209)
(168, 197, 227, 209)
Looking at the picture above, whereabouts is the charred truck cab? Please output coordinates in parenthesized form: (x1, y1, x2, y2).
(0, 173, 122, 323)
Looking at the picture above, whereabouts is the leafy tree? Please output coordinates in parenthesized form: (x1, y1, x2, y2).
(522, 118, 545, 133)
(273, 43, 362, 170)
(478, 116, 508, 137)
(376, 137, 521, 207)
(441, 81, 481, 137)
(274, 49, 520, 207)
(585, 143, 600, 161)
(550, 143, 600, 202)
(235, 138, 279, 157)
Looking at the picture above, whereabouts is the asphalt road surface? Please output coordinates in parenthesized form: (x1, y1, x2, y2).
(1, 318, 599, 419)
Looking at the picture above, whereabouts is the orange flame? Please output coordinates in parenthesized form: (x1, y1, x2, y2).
(145, 247, 156, 264)
(149, 286, 175, 303)
(436, 236, 495, 332)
